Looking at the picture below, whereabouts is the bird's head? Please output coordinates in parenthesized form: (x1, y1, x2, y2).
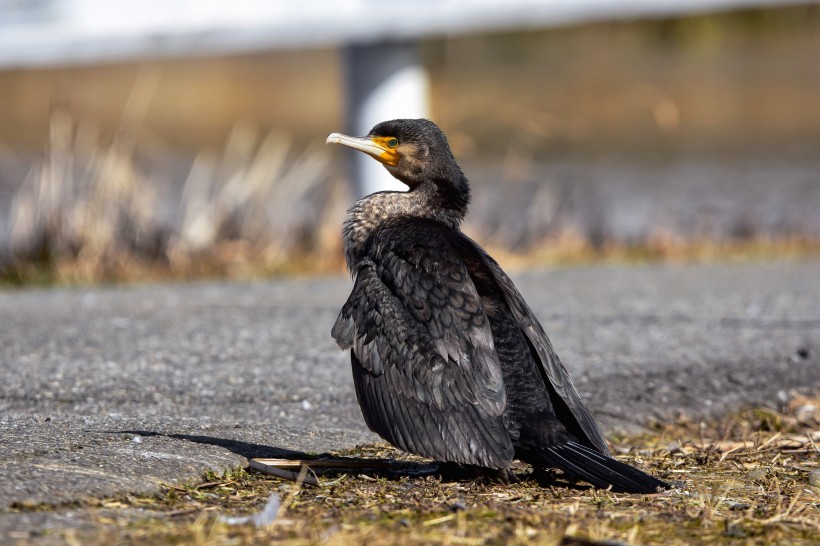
(327, 119, 464, 191)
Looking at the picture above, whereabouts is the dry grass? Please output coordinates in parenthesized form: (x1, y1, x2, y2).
(7, 392, 818, 545)
(2, 111, 339, 285)
(481, 230, 820, 274)
(3, 110, 820, 286)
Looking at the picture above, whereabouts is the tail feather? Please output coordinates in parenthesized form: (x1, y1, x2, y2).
(538, 442, 669, 493)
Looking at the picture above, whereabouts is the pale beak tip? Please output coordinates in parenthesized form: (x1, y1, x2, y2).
(326, 132, 342, 145)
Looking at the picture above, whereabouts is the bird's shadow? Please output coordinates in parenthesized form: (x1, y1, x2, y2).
(115, 429, 439, 481)
(113, 429, 592, 490)
(118, 430, 318, 460)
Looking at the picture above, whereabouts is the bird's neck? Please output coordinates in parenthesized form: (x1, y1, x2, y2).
(343, 179, 469, 271)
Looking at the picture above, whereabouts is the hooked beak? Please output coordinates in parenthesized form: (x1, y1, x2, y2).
(326, 133, 400, 167)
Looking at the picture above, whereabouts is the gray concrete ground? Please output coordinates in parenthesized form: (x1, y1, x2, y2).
(1, 261, 819, 540)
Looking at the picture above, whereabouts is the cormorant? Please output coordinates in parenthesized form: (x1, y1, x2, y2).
(327, 119, 668, 493)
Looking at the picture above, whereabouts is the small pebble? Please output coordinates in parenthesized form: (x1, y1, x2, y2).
(15, 498, 39, 510)
(131, 435, 142, 444)
(450, 500, 467, 512)
(723, 525, 745, 538)
(795, 404, 816, 423)
(747, 469, 767, 482)
(809, 469, 820, 487)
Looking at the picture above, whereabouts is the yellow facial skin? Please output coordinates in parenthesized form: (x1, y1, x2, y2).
(326, 133, 400, 167)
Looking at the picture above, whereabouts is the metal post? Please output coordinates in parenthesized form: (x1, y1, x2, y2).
(343, 41, 429, 198)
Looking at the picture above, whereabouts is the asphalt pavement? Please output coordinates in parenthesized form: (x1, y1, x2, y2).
(1, 261, 818, 539)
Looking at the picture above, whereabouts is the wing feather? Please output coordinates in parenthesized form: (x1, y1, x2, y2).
(333, 221, 514, 468)
(470, 244, 610, 455)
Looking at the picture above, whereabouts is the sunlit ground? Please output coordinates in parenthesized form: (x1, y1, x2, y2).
(7, 392, 818, 545)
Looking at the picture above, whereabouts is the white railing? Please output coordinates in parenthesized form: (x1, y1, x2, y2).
(0, 0, 810, 194)
(0, 0, 808, 69)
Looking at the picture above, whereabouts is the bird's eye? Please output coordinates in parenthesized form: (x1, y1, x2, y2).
(386, 138, 398, 148)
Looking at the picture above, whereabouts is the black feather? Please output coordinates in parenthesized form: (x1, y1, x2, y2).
(536, 442, 670, 493)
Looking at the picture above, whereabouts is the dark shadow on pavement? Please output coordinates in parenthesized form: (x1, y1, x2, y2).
(110, 430, 597, 490)
(114, 430, 316, 460)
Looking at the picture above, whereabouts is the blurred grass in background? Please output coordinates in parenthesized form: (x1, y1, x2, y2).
(1, 5, 819, 285)
(3, 110, 339, 284)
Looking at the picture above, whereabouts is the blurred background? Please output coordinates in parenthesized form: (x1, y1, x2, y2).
(0, 0, 819, 284)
